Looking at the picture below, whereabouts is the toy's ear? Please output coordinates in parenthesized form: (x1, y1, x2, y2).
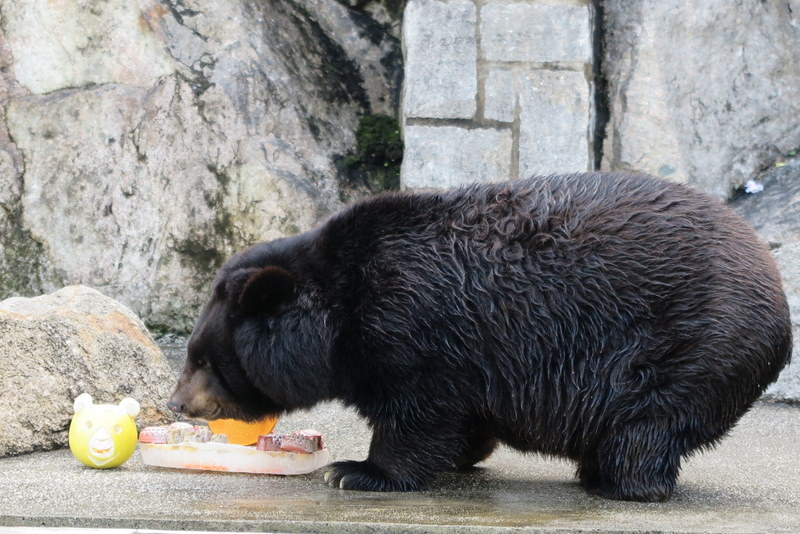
(74, 393, 93, 414)
(119, 398, 140, 417)
(238, 266, 296, 315)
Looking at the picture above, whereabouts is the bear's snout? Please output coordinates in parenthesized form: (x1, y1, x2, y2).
(167, 399, 185, 414)
(167, 386, 193, 415)
(168, 365, 223, 420)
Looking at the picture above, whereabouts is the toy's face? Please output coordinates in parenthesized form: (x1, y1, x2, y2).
(69, 396, 139, 469)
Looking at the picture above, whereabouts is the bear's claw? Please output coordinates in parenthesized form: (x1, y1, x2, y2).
(323, 460, 420, 491)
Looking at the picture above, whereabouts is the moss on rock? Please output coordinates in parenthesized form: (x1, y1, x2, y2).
(338, 114, 403, 197)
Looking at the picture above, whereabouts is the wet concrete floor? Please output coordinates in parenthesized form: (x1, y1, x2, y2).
(0, 400, 799, 533)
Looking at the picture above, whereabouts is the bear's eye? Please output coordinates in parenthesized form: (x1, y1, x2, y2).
(113, 425, 123, 434)
(84, 420, 93, 431)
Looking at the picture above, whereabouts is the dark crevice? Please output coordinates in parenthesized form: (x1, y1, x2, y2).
(165, 0, 202, 26)
(591, 0, 610, 171)
(284, 0, 370, 110)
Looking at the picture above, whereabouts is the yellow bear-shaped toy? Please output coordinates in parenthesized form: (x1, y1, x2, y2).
(68, 393, 140, 468)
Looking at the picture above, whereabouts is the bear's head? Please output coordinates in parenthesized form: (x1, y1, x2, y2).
(169, 237, 336, 422)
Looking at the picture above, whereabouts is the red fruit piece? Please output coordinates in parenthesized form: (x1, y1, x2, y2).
(279, 433, 318, 454)
(256, 434, 283, 452)
(293, 429, 324, 450)
(139, 426, 169, 444)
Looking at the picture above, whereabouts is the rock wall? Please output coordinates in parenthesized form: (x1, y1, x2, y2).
(601, 0, 800, 199)
(0, 0, 401, 331)
(400, 0, 800, 198)
(400, 0, 593, 189)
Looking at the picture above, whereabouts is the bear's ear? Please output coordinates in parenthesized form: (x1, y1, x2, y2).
(237, 266, 296, 315)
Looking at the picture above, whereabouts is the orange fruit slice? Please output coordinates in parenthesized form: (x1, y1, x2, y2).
(208, 416, 278, 446)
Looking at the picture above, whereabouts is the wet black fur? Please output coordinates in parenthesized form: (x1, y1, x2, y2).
(172, 172, 792, 501)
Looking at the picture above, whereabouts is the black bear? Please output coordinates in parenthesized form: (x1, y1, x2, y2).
(169, 172, 792, 501)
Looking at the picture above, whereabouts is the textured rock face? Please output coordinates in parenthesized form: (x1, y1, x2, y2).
(0, 0, 400, 331)
(601, 0, 800, 199)
(732, 158, 800, 403)
(0, 286, 175, 458)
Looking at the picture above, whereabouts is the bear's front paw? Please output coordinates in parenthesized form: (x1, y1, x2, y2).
(323, 460, 421, 492)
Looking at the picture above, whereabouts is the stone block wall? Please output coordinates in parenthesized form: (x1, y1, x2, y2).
(401, 0, 593, 189)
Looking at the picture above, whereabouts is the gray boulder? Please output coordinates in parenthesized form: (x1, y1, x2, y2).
(731, 157, 800, 403)
(601, 0, 800, 199)
(0, 0, 400, 331)
(0, 286, 175, 457)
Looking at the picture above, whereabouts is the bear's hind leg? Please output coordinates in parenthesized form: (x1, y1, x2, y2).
(453, 430, 498, 470)
(579, 420, 684, 502)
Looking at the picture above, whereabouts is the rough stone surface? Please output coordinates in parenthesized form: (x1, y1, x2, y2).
(401, 0, 592, 188)
(518, 69, 592, 177)
(402, 0, 477, 119)
(298, 0, 403, 116)
(2, 0, 174, 94)
(402, 125, 513, 189)
(484, 66, 516, 123)
(0, 0, 400, 331)
(0, 19, 41, 300)
(480, 3, 591, 63)
(731, 157, 800, 403)
(337, 0, 406, 35)
(0, 286, 175, 458)
(601, 0, 800, 199)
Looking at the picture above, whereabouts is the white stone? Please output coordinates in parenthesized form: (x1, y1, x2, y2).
(299, 0, 401, 116)
(518, 70, 592, 177)
(402, 125, 513, 189)
(480, 3, 591, 63)
(402, 0, 478, 119)
(484, 67, 516, 123)
(2, 0, 176, 94)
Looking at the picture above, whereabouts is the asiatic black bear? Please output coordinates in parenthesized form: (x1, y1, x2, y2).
(169, 172, 792, 501)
